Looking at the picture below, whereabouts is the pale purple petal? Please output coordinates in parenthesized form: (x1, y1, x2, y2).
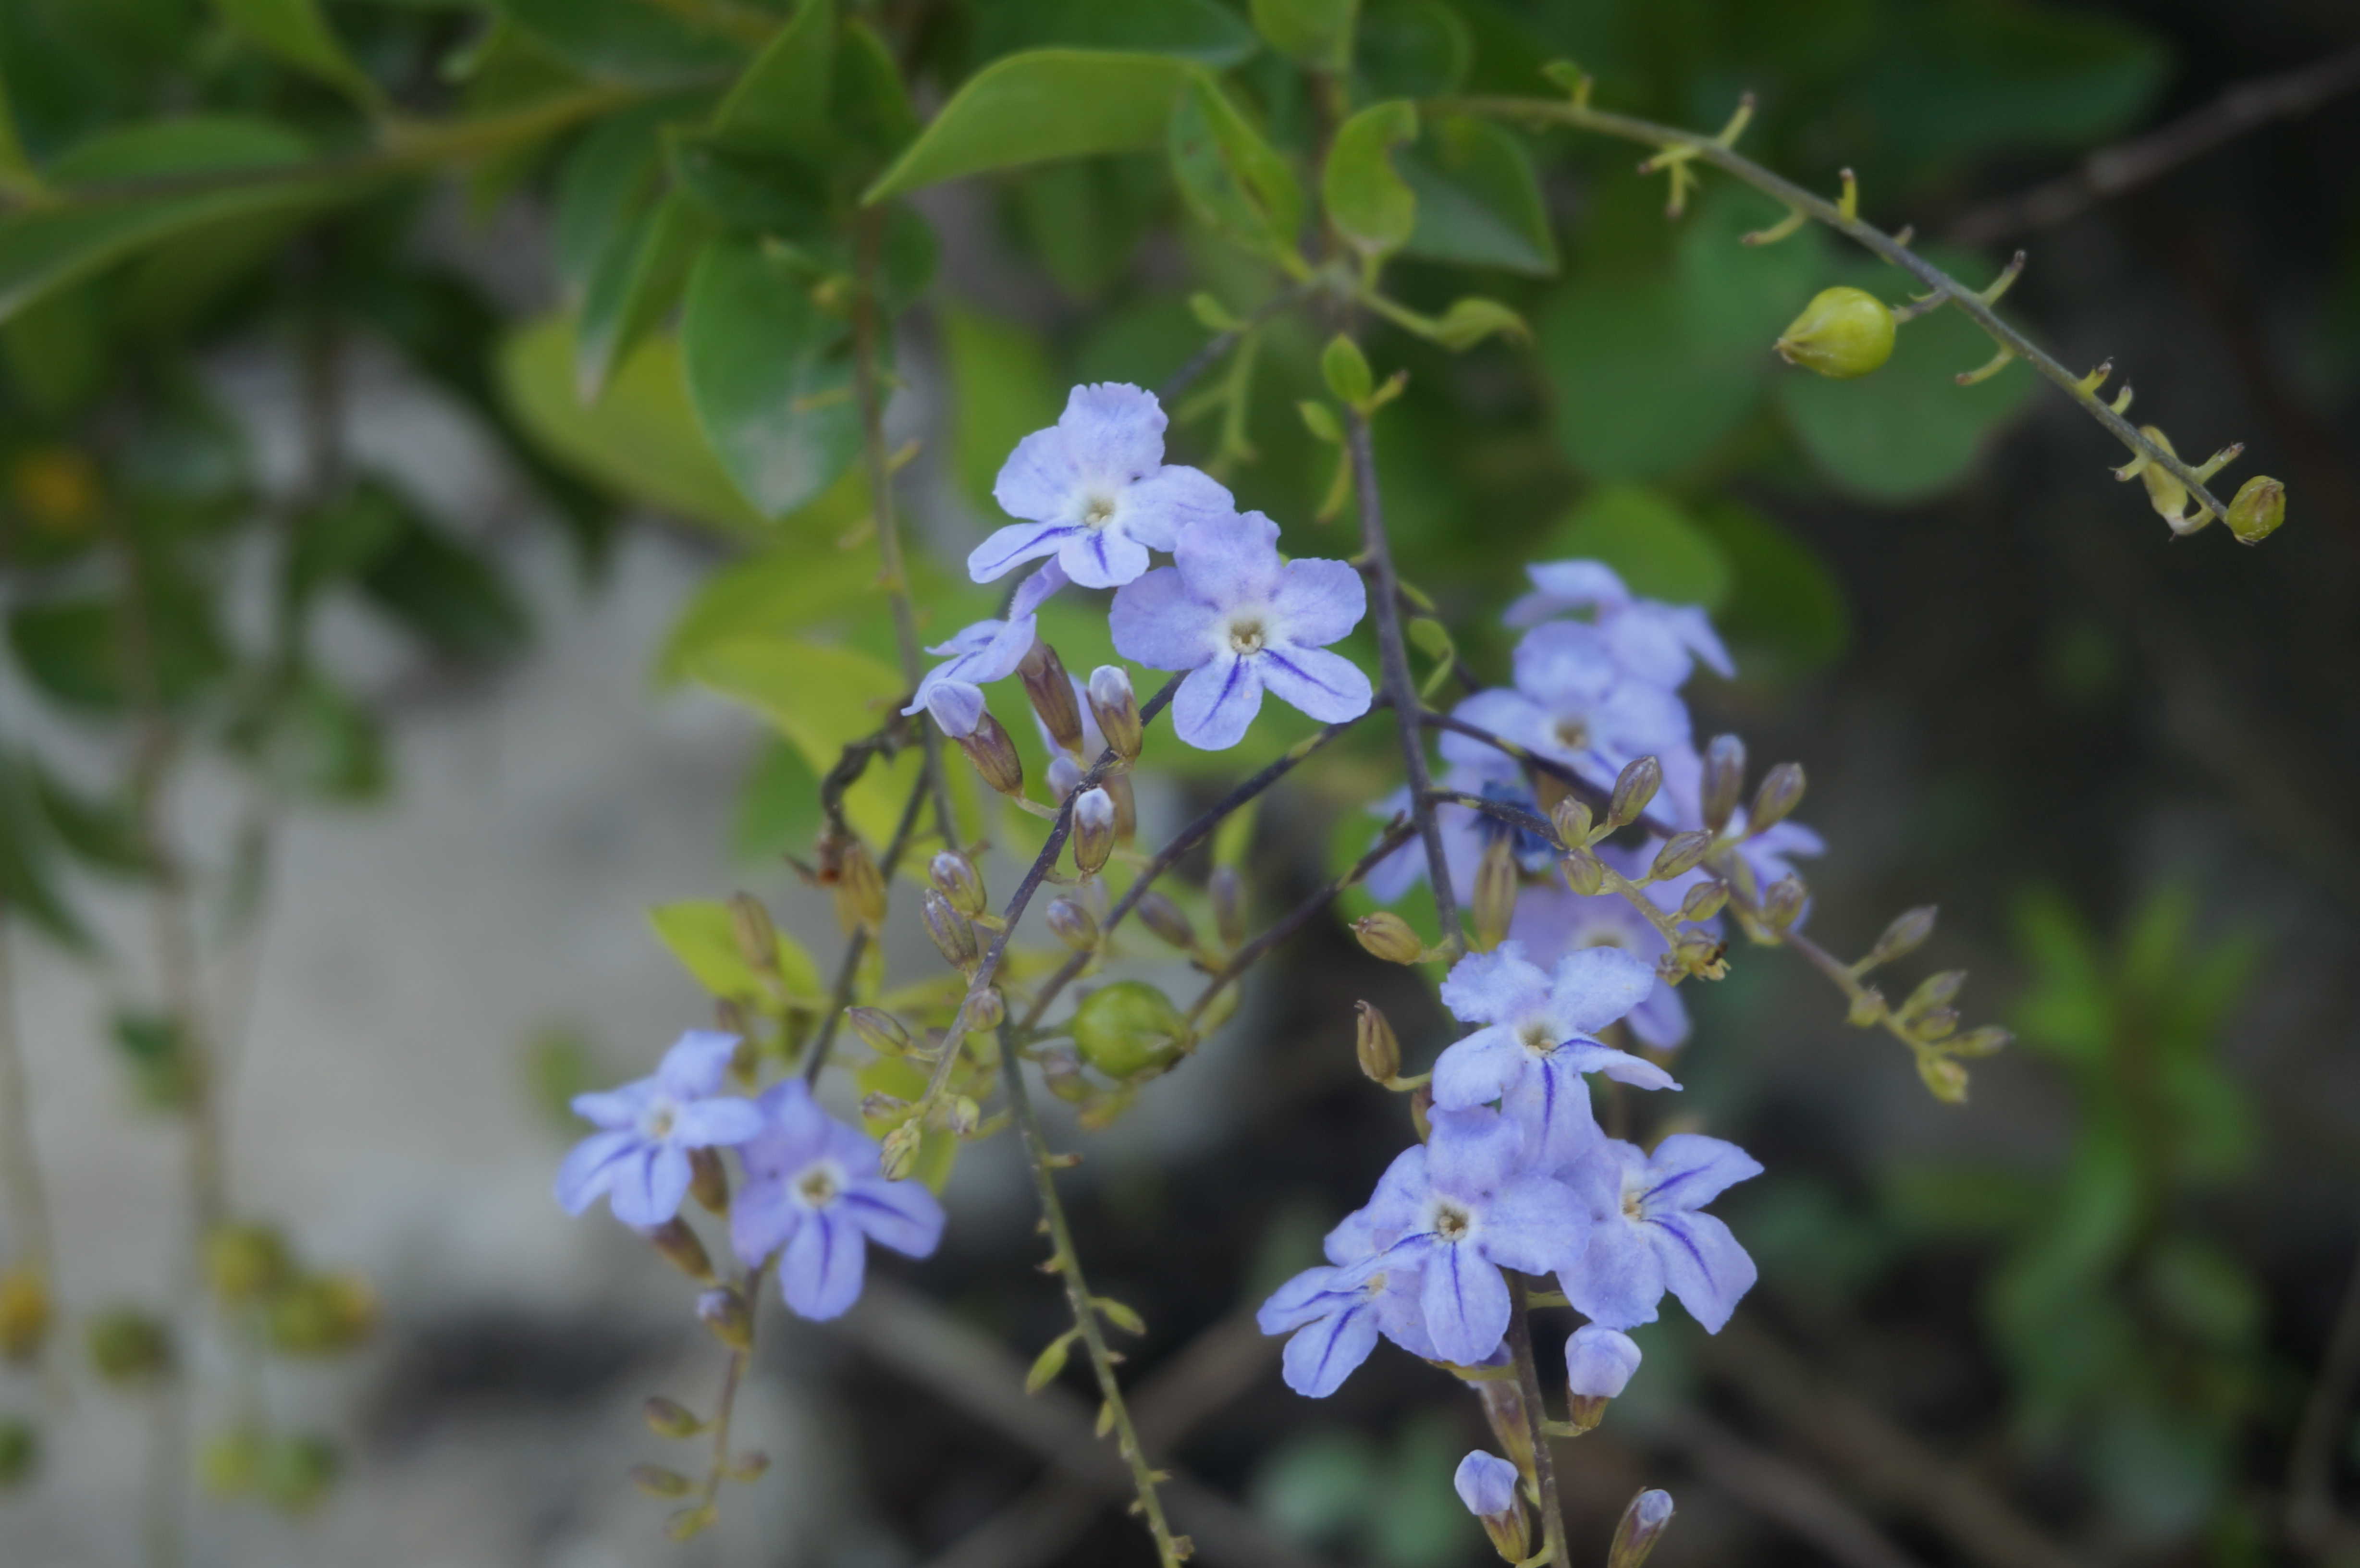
(1438, 943, 1552, 1026)
(1437, 686, 1547, 774)
(1563, 1323, 1641, 1397)
(1259, 1264, 1356, 1335)
(1505, 1055, 1603, 1175)
(555, 1129, 639, 1214)
(1373, 1273, 1438, 1360)
(669, 1096, 767, 1147)
(1552, 1041, 1680, 1093)
(1009, 557, 1069, 618)
(1430, 1027, 1530, 1111)
(1546, 947, 1659, 1036)
(1641, 1134, 1764, 1213)
(729, 1174, 802, 1267)
(1561, 1216, 1663, 1330)
(1512, 622, 1620, 707)
(1173, 510, 1281, 607)
(1271, 556, 1368, 647)
(992, 383, 1165, 525)
(1108, 567, 1214, 671)
(1606, 602, 1732, 685)
(922, 680, 985, 736)
(1504, 560, 1632, 627)
(1330, 1146, 1430, 1259)
(1454, 1450, 1520, 1517)
(1479, 1173, 1587, 1275)
(781, 1208, 868, 1320)
(842, 1176, 945, 1257)
(968, 519, 1078, 583)
(1626, 983, 1690, 1051)
(1055, 522, 1152, 590)
(1171, 653, 1262, 750)
(1256, 644, 1373, 723)
(1421, 1245, 1510, 1365)
(1648, 1211, 1755, 1332)
(568, 1083, 654, 1129)
(657, 1029, 743, 1097)
(1116, 464, 1234, 552)
(738, 1080, 834, 1179)
(1280, 1303, 1380, 1396)
(604, 1146, 663, 1227)
(1426, 1105, 1523, 1197)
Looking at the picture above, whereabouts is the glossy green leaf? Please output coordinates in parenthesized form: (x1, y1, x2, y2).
(976, 0, 1258, 69)
(8, 576, 230, 716)
(356, 499, 530, 666)
(551, 102, 677, 296)
(831, 20, 921, 165)
(668, 132, 833, 237)
(648, 898, 824, 1005)
(214, 0, 381, 105)
(863, 49, 1199, 202)
(0, 757, 92, 951)
(496, 0, 744, 86)
(1353, 0, 1470, 98)
(1692, 499, 1849, 679)
(940, 305, 1064, 513)
(655, 500, 927, 684)
(1537, 484, 1731, 610)
(499, 312, 770, 537)
(284, 480, 407, 605)
(27, 760, 149, 878)
(1320, 99, 1417, 257)
(684, 635, 920, 841)
(1251, 0, 1358, 72)
(680, 236, 860, 520)
(711, 0, 835, 149)
(575, 188, 710, 404)
(1399, 115, 1554, 275)
(1168, 75, 1303, 261)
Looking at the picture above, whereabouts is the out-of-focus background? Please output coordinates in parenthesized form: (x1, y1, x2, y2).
(0, 0, 2355, 1564)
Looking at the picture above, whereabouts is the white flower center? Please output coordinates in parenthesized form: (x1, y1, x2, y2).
(1428, 1198, 1475, 1243)
(794, 1160, 846, 1209)
(1081, 493, 1119, 529)
(1572, 918, 1638, 956)
(639, 1098, 679, 1142)
(1621, 1185, 1645, 1221)
(1518, 1020, 1558, 1055)
(1552, 716, 1590, 750)
(1226, 616, 1268, 656)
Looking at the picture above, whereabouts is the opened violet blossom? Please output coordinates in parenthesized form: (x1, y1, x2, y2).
(1508, 872, 1694, 1050)
(1109, 509, 1372, 750)
(1504, 559, 1734, 688)
(970, 383, 1234, 589)
(1558, 1134, 1762, 1333)
(1440, 621, 1693, 795)
(555, 1030, 764, 1227)
(1254, 1169, 1437, 1396)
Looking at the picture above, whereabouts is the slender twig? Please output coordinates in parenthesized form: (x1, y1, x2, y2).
(803, 766, 934, 1086)
(998, 1029, 1186, 1568)
(1506, 1275, 1571, 1568)
(2288, 1238, 2360, 1556)
(1948, 45, 2360, 246)
(1344, 407, 1460, 943)
(1415, 709, 1678, 837)
(1436, 92, 2248, 528)
(691, 1259, 772, 1515)
(1183, 819, 1419, 1024)
(1650, 1407, 1931, 1568)
(1158, 277, 1329, 405)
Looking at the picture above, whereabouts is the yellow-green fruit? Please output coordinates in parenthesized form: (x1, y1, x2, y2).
(1069, 980, 1188, 1081)
(2226, 475, 2285, 544)
(1775, 286, 1896, 379)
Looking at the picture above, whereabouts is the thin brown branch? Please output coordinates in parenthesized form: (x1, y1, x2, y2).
(1650, 1407, 1932, 1568)
(803, 764, 934, 1086)
(1183, 819, 1418, 1025)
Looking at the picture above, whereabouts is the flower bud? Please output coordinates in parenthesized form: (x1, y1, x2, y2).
(205, 1225, 294, 1304)
(1609, 757, 1661, 829)
(955, 712, 1025, 796)
(1069, 980, 1188, 1080)
(1672, 930, 1728, 979)
(1045, 895, 1100, 952)
(697, 1286, 754, 1351)
(644, 1396, 704, 1438)
(86, 1307, 173, 1385)
(1945, 1025, 2013, 1057)
(948, 1095, 983, 1137)
(1209, 866, 1247, 948)
(1867, 905, 1937, 968)
(1039, 1045, 1089, 1103)
(1474, 1377, 1536, 1487)
(930, 850, 986, 918)
(648, 1218, 715, 1283)
(1678, 879, 1728, 921)
(1760, 873, 1807, 930)
(848, 1005, 913, 1057)
(1917, 1051, 1969, 1103)
(835, 843, 887, 930)
(1748, 763, 1805, 834)
(633, 1463, 695, 1498)
(880, 1122, 923, 1181)
(1071, 787, 1116, 875)
(1913, 1005, 1959, 1042)
(688, 1147, 729, 1214)
(729, 892, 780, 972)
(1562, 845, 1608, 896)
(1046, 753, 1084, 799)
(1087, 665, 1142, 761)
(1847, 986, 1885, 1028)
(0, 1267, 49, 1364)
(1776, 285, 1895, 379)
(1472, 837, 1518, 953)
(266, 1271, 377, 1355)
(1550, 796, 1593, 848)
(969, 985, 1007, 1032)
(1020, 641, 1085, 755)
(922, 889, 981, 970)
(1700, 734, 1746, 834)
(2226, 474, 2285, 544)
(1354, 1001, 1401, 1085)
(1454, 1450, 1530, 1562)
(1649, 831, 1714, 882)
(1105, 772, 1139, 844)
(726, 1451, 770, 1482)
(1608, 1488, 1676, 1568)
(859, 1091, 910, 1122)
(1135, 891, 1197, 951)
(1565, 1324, 1641, 1431)
(1354, 911, 1426, 964)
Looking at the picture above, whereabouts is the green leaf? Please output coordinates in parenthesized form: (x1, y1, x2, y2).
(1353, 0, 1470, 98)
(656, 522, 913, 684)
(1025, 1331, 1075, 1393)
(1320, 99, 1417, 258)
(978, 0, 1258, 69)
(710, 0, 835, 149)
(8, 584, 229, 716)
(27, 760, 149, 878)
(551, 102, 678, 296)
(213, 0, 381, 106)
(1399, 115, 1554, 275)
(576, 189, 711, 404)
(684, 635, 921, 841)
(1774, 257, 2035, 503)
(0, 757, 91, 951)
(647, 899, 824, 1005)
(239, 672, 390, 803)
(499, 312, 771, 537)
(1251, 0, 1358, 72)
(939, 305, 1064, 513)
(1320, 333, 1372, 405)
(284, 480, 408, 607)
(1167, 75, 1303, 262)
(831, 20, 921, 165)
(1692, 499, 1849, 680)
(356, 496, 530, 665)
(863, 49, 1200, 202)
(681, 237, 860, 519)
(1537, 484, 1731, 610)
(1428, 296, 1525, 350)
(730, 735, 821, 862)
(495, 0, 745, 86)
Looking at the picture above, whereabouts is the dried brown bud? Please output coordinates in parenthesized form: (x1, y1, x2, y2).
(1353, 912, 1425, 965)
(1609, 757, 1662, 829)
(837, 841, 887, 928)
(1748, 763, 1806, 833)
(1020, 640, 1084, 754)
(1354, 1001, 1401, 1084)
(1700, 734, 1746, 834)
(648, 1219, 715, 1284)
(1473, 837, 1518, 953)
(956, 712, 1025, 796)
(688, 1147, 729, 1214)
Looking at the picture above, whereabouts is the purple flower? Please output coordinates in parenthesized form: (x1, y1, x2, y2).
(1255, 1164, 1437, 1397)
(971, 383, 1234, 589)
(1365, 769, 1557, 906)
(1454, 1450, 1521, 1518)
(1564, 1323, 1642, 1397)
(1109, 510, 1372, 750)
(555, 1030, 764, 1227)
(1507, 876, 1690, 1051)
(1432, 944, 1679, 1171)
(1439, 623, 1691, 796)
(1352, 1108, 1588, 1366)
(1504, 560, 1733, 688)
(730, 1081, 945, 1321)
(904, 615, 1038, 733)
(1558, 1134, 1761, 1333)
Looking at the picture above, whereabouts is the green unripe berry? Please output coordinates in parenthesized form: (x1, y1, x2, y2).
(1069, 980, 1189, 1081)
(2226, 475, 2285, 544)
(1776, 286, 1896, 380)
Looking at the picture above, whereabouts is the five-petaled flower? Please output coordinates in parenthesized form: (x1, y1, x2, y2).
(1365, 769, 1559, 906)
(1441, 621, 1694, 797)
(1109, 510, 1372, 750)
(1507, 875, 1692, 1051)
(1504, 559, 1733, 689)
(730, 1081, 945, 1321)
(971, 383, 1234, 589)
(1557, 1134, 1762, 1333)
(1254, 1188, 1436, 1397)
(1433, 943, 1679, 1170)
(904, 615, 1037, 734)
(556, 1030, 764, 1227)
